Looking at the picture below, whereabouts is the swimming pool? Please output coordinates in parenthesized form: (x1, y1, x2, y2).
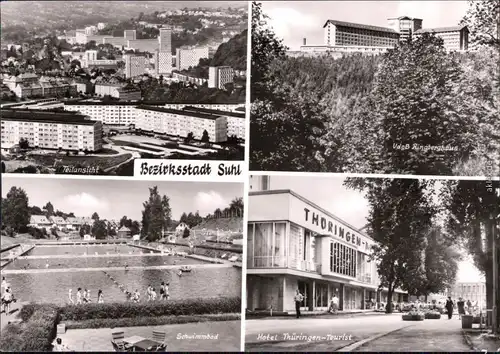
(3, 243, 241, 305)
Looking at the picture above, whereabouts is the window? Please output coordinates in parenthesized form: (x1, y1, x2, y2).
(330, 242, 357, 277)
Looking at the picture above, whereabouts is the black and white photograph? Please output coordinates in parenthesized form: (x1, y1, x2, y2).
(0, 176, 243, 352)
(245, 174, 500, 352)
(1, 1, 248, 176)
(250, 1, 499, 176)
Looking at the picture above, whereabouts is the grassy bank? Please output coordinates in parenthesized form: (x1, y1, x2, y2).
(0, 297, 241, 352)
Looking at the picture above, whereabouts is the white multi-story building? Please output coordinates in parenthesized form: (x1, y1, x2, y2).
(85, 26, 98, 36)
(1, 109, 103, 152)
(208, 66, 234, 89)
(136, 105, 228, 142)
(176, 47, 209, 70)
(158, 27, 172, 53)
(64, 102, 142, 126)
(124, 30, 137, 41)
(414, 26, 469, 51)
(75, 30, 87, 44)
(155, 50, 172, 75)
(124, 54, 146, 78)
(97, 23, 107, 30)
(182, 106, 245, 140)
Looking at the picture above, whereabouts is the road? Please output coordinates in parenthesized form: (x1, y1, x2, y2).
(245, 313, 472, 352)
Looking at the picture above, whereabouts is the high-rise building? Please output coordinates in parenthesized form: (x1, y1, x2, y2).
(158, 27, 172, 53)
(176, 47, 209, 70)
(414, 26, 469, 51)
(387, 16, 423, 42)
(208, 66, 234, 89)
(155, 50, 172, 75)
(323, 19, 400, 48)
(124, 30, 137, 41)
(124, 54, 146, 78)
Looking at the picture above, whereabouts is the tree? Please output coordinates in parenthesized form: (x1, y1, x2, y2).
(460, 0, 500, 49)
(336, 35, 479, 175)
(182, 227, 190, 238)
(161, 195, 172, 231)
(184, 132, 194, 143)
(92, 219, 108, 239)
(201, 130, 210, 143)
(19, 138, 30, 150)
(230, 197, 244, 217)
(179, 212, 188, 224)
(1, 186, 30, 233)
(79, 224, 91, 237)
(43, 202, 54, 217)
(91, 212, 100, 221)
(345, 177, 437, 313)
(141, 186, 169, 242)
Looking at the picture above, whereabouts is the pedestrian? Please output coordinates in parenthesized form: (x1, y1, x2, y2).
(1, 277, 7, 290)
(97, 289, 104, 303)
(76, 288, 83, 305)
(329, 294, 339, 314)
(294, 289, 304, 319)
(2, 287, 13, 314)
(445, 297, 454, 320)
(68, 289, 74, 305)
(466, 299, 472, 314)
(457, 298, 465, 319)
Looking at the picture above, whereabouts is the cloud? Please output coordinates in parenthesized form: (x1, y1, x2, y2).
(266, 6, 317, 40)
(60, 193, 109, 217)
(194, 191, 228, 216)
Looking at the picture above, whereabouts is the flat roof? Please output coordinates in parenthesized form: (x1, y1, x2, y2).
(182, 106, 246, 118)
(323, 19, 398, 34)
(1, 109, 96, 125)
(249, 189, 374, 241)
(414, 26, 468, 34)
(138, 105, 223, 120)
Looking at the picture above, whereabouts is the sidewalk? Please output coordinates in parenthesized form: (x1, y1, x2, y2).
(356, 317, 474, 352)
(247, 309, 381, 319)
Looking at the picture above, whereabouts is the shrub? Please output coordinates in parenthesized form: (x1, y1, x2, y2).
(0, 304, 60, 352)
(59, 297, 241, 321)
(27, 227, 48, 239)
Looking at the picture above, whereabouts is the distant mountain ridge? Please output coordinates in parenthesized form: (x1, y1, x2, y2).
(211, 30, 247, 71)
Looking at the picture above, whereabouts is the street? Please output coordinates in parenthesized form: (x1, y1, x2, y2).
(245, 313, 473, 352)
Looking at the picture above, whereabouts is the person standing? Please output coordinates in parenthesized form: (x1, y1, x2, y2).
(76, 288, 83, 305)
(457, 298, 465, 319)
(329, 294, 339, 314)
(68, 289, 74, 305)
(294, 289, 304, 319)
(466, 299, 472, 314)
(97, 290, 104, 304)
(159, 282, 165, 300)
(445, 297, 454, 320)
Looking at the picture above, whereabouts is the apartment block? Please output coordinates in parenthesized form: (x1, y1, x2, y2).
(127, 39, 158, 52)
(155, 50, 173, 75)
(1, 109, 103, 151)
(124, 54, 146, 78)
(208, 66, 234, 89)
(158, 27, 172, 53)
(414, 26, 469, 51)
(176, 47, 209, 70)
(64, 102, 142, 126)
(182, 106, 246, 140)
(124, 30, 137, 41)
(136, 105, 228, 142)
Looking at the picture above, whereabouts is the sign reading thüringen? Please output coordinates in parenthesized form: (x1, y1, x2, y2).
(133, 159, 245, 182)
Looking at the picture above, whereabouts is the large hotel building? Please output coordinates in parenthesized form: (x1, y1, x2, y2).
(63, 102, 245, 140)
(300, 16, 469, 54)
(246, 176, 407, 313)
(1, 110, 103, 152)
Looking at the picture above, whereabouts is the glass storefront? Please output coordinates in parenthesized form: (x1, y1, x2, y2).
(315, 283, 329, 308)
(248, 222, 286, 268)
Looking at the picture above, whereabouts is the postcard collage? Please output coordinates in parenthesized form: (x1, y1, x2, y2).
(0, 1, 499, 352)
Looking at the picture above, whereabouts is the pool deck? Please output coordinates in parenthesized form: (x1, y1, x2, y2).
(1, 262, 234, 274)
(17, 253, 177, 259)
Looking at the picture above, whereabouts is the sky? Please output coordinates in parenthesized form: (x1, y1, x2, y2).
(1, 176, 243, 221)
(262, 0, 470, 50)
(264, 174, 484, 283)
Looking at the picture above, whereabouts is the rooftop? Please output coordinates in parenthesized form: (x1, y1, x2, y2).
(138, 105, 223, 120)
(414, 26, 468, 34)
(183, 106, 245, 118)
(323, 19, 398, 34)
(1, 109, 96, 125)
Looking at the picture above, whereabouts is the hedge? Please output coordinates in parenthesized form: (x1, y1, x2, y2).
(0, 304, 59, 352)
(59, 297, 241, 321)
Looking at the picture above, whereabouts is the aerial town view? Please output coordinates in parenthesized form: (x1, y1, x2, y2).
(0, 1, 248, 176)
(0, 176, 244, 351)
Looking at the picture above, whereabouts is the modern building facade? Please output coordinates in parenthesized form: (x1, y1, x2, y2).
(158, 27, 172, 53)
(448, 281, 487, 309)
(414, 26, 469, 51)
(182, 106, 245, 140)
(247, 176, 407, 313)
(155, 50, 173, 75)
(387, 16, 423, 42)
(124, 54, 146, 78)
(176, 47, 209, 70)
(323, 19, 399, 48)
(124, 30, 137, 41)
(1, 109, 103, 151)
(208, 66, 234, 89)
(136, 105, 228, 142)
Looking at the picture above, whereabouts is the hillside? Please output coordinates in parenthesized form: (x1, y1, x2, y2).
(211, 30, 247, 71)
(192, 217, 243, 233)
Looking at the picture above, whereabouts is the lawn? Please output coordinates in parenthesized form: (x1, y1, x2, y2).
(110, 139, 164, 153)
(29, 153, 132, 171)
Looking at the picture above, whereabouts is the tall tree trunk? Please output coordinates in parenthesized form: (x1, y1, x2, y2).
(386, 283, 394, 314)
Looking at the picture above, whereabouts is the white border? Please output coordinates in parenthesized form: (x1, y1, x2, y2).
(240, 1, 252, 351)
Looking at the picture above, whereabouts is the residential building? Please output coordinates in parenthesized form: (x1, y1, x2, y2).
(124, 54, 146, 78)
(50, 216, 67, 228)
(124, 30, 137, 41)
(64, 102, 142, 125)
(28, 215, 52, 229)
(155, 50, 173, 75)
(117, 226, 132, 238)
(158, 27, 172, 53)
(414, 26, 469, 51)
(75, 30, 87, 44)
(323, 19, 399, 48)
(136, 105, 228, 142)
(448, 281, 487, 309)
(73, 80, 92, 95)
(97, 22, 107, 30)
(182, 106, 245, 140)
(103, 36, 127, 48)
(176, 47, 209, 70)
(127, 39, 158, 52)
(116, 87, 142, 101)
(208, 66, 234, 89)
(387, 16, 423, 42)
(246, 176, 407, 312)
(1, 109, 103, 151)
(176, 222, 189, 233)
(171, 72, 207, 85)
